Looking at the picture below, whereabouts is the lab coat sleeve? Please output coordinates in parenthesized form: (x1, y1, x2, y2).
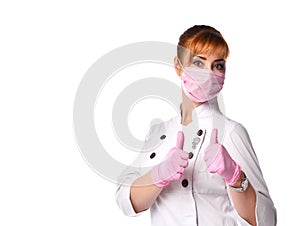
(115, 125, 153, 217)
(224, 123, 277, 226)
(115, 167, 143, 216)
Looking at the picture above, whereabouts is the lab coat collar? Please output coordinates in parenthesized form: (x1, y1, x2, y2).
(190, 97, 221, 120)
(178, 97, 222, 127)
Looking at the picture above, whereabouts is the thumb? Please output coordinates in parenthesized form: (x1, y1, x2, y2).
(210, 128, 219, 144)
(176, 131, 184, 150)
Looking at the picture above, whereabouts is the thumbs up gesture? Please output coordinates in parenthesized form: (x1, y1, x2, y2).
(152, 131, 189, 188)
(204, 129, 241, 186)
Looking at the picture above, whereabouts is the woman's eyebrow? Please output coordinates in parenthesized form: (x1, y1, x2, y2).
(195, 55, 225, 62)
(194, 55, 206, 60)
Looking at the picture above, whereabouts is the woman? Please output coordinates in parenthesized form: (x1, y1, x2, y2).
(115, 25, 277, 226)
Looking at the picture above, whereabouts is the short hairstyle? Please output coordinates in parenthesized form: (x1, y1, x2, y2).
(177, 25, 229, 64)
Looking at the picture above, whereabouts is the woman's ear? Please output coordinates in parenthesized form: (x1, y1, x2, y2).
(174, 56, 182, 77)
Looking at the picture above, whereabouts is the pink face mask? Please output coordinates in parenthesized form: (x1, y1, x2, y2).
(181, 67, 225, 102)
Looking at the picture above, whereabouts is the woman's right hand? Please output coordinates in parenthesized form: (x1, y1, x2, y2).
(151, 131, 189, 188)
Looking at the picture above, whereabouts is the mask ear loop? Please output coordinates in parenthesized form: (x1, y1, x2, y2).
(177, 56, 185, 121)
(176, 56, 184, 70)
(176, 57, 189, 81)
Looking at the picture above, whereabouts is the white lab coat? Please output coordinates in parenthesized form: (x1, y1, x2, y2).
(115, 98, 277, 226)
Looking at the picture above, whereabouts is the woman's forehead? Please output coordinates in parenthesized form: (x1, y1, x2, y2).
(181, 52, 225, 63)
(193, 53, 225, 61)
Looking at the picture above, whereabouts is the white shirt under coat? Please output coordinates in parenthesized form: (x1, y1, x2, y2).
(115, 98, 277, 226)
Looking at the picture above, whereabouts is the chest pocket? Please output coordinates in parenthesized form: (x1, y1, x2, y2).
(194, 170, 228, 195)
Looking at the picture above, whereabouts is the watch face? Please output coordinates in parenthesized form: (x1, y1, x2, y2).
(242, 178, 249, 191)
(229, 177, 249, 192)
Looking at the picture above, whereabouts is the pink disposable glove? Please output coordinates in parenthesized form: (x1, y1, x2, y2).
(204, 129, 241, 186)
(152, 131, 189, 188)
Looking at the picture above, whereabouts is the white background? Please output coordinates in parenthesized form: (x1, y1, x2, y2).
(0, 1, 299, 225)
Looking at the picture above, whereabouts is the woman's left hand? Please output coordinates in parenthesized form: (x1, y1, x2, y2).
(204, 129, 241, 186)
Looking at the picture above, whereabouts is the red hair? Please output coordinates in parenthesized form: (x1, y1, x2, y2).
(177, 25, 229, 64)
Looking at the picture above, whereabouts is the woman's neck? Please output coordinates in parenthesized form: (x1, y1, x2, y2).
(181, 92, 203, 126)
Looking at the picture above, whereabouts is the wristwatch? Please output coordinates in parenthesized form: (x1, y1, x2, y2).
(229, 177, 249, 192)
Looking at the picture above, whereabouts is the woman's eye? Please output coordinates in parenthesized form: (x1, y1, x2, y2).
(192, 61, 203, 67)
(214, 64, 224, 70)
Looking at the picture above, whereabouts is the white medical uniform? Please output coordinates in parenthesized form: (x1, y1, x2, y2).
(115, 98, 277, 226)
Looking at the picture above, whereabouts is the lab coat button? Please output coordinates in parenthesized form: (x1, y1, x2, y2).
(150, 152, 156, 159)
(188, 152, 194, 159)
(197, 129, 203, 136)
(181, 179, 188, 187)
(160, 134, 166, 140)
